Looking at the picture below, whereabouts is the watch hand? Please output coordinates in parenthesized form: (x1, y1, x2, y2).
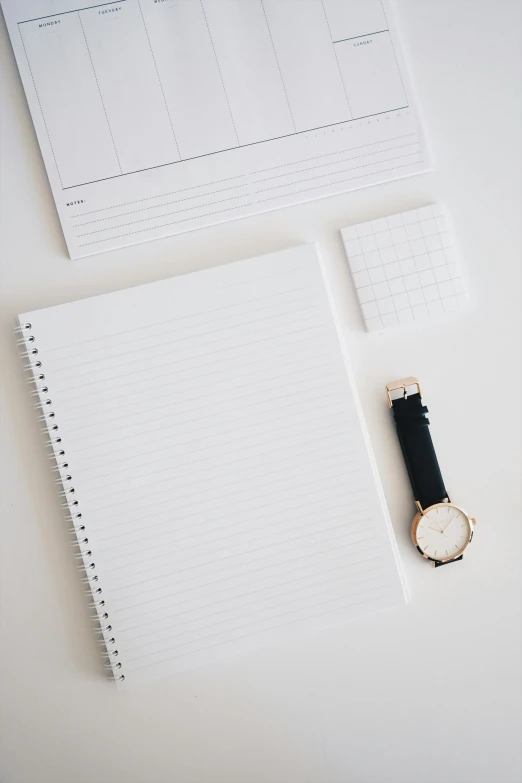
(428, 526, 445, 534)
(442, 515, 458, 533)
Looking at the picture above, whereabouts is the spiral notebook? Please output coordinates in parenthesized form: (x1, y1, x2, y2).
(18, 244, 408, 687)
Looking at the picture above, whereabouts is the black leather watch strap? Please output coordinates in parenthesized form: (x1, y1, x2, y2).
(434, 555, 463, 568)
(390, 391, 448, 511)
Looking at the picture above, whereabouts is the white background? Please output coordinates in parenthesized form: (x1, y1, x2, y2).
(0, 2, 520, 782)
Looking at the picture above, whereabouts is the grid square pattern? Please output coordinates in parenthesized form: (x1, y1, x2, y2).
(341, 205, 467, 332)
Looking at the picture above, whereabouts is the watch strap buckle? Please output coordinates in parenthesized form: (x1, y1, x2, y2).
(386, 376, 422, 408)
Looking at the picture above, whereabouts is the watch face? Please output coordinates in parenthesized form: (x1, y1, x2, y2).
(414, 504, 472, 561)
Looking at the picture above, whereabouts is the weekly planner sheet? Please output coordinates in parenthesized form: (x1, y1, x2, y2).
(2, 0, 430, 258)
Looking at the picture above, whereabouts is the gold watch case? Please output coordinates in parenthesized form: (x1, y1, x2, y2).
(411, 500, 477, 567)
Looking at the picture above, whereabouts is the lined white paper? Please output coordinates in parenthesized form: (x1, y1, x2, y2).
(3, 0, 430, 257)
(20, 245, 408, 686)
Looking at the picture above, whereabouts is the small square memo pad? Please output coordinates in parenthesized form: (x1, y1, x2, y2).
(341, 205, 467, 332)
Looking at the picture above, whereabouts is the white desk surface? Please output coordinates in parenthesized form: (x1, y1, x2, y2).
(0, 2, 520, 782)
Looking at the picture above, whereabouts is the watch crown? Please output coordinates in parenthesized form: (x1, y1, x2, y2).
(471, 518, 477, 526)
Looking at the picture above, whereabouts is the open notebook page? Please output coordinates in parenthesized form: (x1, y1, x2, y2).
(19, 245, 408, 687)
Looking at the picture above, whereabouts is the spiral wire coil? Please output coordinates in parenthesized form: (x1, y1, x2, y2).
(17, 322, 125, 682)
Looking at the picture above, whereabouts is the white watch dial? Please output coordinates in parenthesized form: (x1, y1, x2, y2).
(415, 504, 471, 561)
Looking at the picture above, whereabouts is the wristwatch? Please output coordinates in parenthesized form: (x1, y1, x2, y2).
(386, 377, 476, 568)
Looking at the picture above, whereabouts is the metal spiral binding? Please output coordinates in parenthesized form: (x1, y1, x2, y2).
(17, 321, 125, 683)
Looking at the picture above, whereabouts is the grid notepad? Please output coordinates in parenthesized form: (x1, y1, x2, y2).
(342, 205, 467, 332)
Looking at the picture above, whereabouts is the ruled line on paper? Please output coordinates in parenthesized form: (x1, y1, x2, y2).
(94, 479, 367, 550)
(56, 327, 329, 398)
(110, 547, 384, 620)
(50, 291, 317, 372)
(47, 318, 328, 382)
(81, 443, 353, 519)
(71, 180, 250, 226)
(249, 133, 416, 175)
(256, 159, 423, 203)
(97, 488, 368, 566)
(56, 337, 331, 409)
(77, 424, 355, 498)
(43, 300, 323, 373)
(122, 567, 388, 654)
(44, 283, 315, 355)
(253, 150, 420, 194)
(107, 527, 380, 608)
(251, 141, 418, 184)
(83, 436, 359, 534)
(69, 174, 249, 219)
(64, 395, 349, 491)
(102, 516, 376, 594)
(66, 377, 344, 448)
(60, 395, 349, 475)
(101, 504, 374, 585)
(107, 526, 379, 599)
(77, 201, 255, 247)
(125, 588, 392, 674)
(69, 414, 347, 487)
(74, 191, 253, 237)
(61, 372, 341, 449)
(83, 450, 357, 520)
(57, 355, 336, 429)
